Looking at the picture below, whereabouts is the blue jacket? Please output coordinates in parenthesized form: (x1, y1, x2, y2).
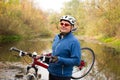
(48, 32, 81, 77)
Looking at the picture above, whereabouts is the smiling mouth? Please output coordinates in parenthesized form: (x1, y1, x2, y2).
(61, 28, 67, 30)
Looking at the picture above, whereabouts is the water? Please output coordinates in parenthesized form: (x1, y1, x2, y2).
(0, 39, 120, 80)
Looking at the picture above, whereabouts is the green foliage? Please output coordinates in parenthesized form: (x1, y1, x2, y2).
(0, 0, 120, 46)
(62, 0, 80, 15)
(112, 39, 120, 47)
(48, 13, 60, 30)
(0, 0, 52, 42)
(0, 35, 21, 42)
(8, 0, 19, 4)
(100, 37, 116, 43)
(59, 0, 120, 50)
(99, 36, 120, 52)
(61, 0, 86, 35)
(95, 0, 120, 38)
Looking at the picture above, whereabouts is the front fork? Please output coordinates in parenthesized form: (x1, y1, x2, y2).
(26, 65, 41, 79)
(26, 57, 48, 79)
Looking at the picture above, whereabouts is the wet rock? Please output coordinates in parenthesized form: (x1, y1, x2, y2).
(15, 73, 24, 78)
(0, 62, 26, 80)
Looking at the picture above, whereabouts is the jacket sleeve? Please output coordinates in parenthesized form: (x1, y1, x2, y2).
(58, 41, 81, 66)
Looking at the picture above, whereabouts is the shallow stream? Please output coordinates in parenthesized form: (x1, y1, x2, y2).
(0, 38, 120, 80)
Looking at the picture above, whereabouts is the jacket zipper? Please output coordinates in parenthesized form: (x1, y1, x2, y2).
(62, 65, 64, 75)
(54, 39, 61, 53)
(54, 36, 64, 53)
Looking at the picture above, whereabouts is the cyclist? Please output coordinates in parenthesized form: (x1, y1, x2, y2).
(48, 15, 81, 80)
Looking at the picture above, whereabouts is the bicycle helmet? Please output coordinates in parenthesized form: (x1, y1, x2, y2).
(60, 15, 76, 26)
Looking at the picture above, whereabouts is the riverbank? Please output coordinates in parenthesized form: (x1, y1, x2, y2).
(76, 35, 120, 52)
(99, 37, 120, 52)
(1, 35, 120, 52)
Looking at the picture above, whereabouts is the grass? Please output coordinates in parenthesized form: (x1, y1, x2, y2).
(100, 37, 115, 43)
(0, 35, 22, 43)
(99, 37, 120, 52)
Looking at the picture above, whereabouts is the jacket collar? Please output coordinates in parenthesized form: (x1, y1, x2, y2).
(58, 32, 72, 39)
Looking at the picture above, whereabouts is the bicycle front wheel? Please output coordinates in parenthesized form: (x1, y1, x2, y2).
(71, 47, 95, 79)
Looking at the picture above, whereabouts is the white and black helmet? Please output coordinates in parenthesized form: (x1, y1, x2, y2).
(60, 15, 76, 26)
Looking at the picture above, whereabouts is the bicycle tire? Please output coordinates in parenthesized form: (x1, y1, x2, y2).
(71, 47, 95, 79)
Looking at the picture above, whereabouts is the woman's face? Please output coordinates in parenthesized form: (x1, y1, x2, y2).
(59, 20, 73, 33)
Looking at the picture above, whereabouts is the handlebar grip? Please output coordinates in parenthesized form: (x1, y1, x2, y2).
(10, 47, 25, 54)
(10, 47, 21, 52)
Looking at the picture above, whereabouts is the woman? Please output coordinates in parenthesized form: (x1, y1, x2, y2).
(48, 15, 81, 80)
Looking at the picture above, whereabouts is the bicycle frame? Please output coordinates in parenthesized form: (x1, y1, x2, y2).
(31, 56, 48, 69)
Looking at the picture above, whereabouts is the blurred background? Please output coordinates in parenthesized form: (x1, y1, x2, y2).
(0, 0, 120, 80)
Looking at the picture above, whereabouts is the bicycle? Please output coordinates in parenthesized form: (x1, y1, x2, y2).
(10, 47, 95, 80)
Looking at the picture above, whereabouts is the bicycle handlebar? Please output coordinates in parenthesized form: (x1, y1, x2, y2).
(10, 47, 32, 57)
(10, 47, 61, 65)
(10, 47, 22, 53)
(9, 47, 51, 63)
(10, 47, 49, 69)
